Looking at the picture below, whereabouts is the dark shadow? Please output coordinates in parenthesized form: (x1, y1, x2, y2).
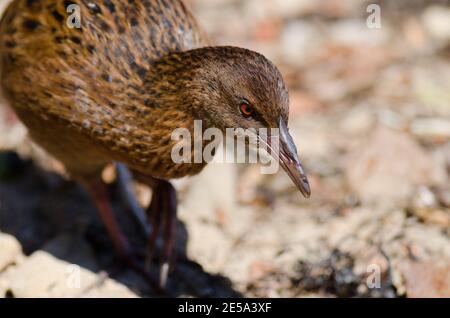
(0, 151, 241, 297)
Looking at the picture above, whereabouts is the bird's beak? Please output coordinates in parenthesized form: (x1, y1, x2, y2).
(277, 118, 311, 198)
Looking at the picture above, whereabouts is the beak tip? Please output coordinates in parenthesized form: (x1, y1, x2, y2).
(300, 180, 311, 198)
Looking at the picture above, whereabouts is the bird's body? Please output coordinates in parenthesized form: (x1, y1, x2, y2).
(0, 0, 310, 288)
(0, 0, 207, 179)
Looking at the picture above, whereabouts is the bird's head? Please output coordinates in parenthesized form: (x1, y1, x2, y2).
(147, 46, 310, 197)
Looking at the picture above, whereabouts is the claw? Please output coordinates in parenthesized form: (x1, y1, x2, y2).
(160, 262, 169, 288)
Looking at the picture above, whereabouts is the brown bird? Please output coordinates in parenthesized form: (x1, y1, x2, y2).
(0, 0, 310, 287)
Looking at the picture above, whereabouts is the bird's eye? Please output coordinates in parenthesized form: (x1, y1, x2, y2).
(239, 100, 254, 118)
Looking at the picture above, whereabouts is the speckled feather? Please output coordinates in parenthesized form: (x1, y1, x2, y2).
(0, 0, 289, 180)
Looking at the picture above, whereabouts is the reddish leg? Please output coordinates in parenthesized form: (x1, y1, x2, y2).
(82, 178, 166, 293)
(84, 178, 131, 258)
(145, 188, 162, 269)
(160, 181, 177, 287)
(132, 172, 178, 287)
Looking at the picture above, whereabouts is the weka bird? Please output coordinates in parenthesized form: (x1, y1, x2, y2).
(0, 0, 310, 286)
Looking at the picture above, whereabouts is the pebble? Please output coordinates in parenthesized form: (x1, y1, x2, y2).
(0, 233, 22, 272)
(422, 6, 450, 43)
(346, 127, 445, 204)
(410, 118, 450, 140)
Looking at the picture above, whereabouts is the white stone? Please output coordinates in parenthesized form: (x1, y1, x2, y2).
(423, 6, 450, 42)
(1, 251, 137, 297)
(0, 233, 22, 272)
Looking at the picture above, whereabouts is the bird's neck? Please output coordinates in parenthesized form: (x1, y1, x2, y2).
(142, 46, 238, 128)
(143, 48, 208, 112)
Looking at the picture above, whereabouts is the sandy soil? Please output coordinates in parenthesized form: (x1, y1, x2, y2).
(1, 0, 449, 297)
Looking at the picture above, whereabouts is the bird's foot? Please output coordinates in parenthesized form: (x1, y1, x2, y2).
(105, 252, 171, 296)
(119, 250, 170, 295)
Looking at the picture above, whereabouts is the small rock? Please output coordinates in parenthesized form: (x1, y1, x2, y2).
(412, 186, 437, 208)
(410, 118, 450, 141)
(422, 6, 450, 43)
(346, 127, 445, 204)
(399, 261, 450, 298)
(409, 207, 450, 228)
(1, 251, 136, 298)
(0, 233, 22, 272)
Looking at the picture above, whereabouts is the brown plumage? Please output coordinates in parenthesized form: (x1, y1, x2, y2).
(0, 0, 310, 287)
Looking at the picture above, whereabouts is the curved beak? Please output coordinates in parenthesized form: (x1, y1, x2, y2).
(277, 118, 311, 198)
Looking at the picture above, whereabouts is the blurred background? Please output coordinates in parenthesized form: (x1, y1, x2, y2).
(0, 0, 449, 297)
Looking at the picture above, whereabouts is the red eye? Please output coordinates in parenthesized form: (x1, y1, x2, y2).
(239, 100, 254, 118)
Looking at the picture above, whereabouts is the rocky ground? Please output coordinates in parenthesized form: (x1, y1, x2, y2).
(1, 0, 450, 297)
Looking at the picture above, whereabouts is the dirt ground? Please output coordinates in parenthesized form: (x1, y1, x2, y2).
(0, 0, 449, 297)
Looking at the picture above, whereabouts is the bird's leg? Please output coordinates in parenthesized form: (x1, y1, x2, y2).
(82, 177, 166, 293)
(160, 180, 177, 287)
(131, 171, 178, 287)
(145, 186, 162, 268)
(83, 178, 132, 259)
